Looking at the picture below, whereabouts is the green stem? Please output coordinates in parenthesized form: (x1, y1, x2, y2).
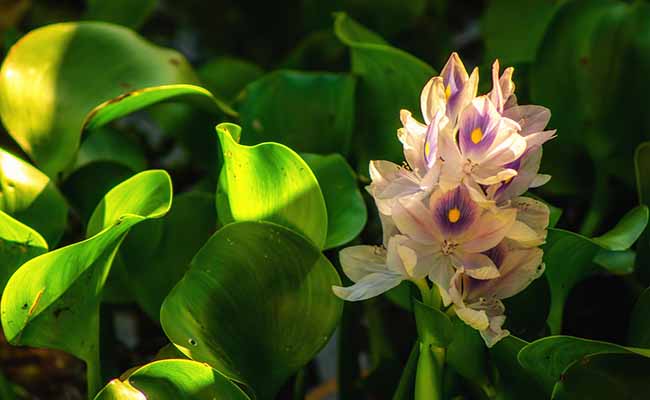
(292, 368, 306, 400)
(579, 167, 609, 237)
(392, 342, 420, 400)
(86, 352, 102, 400)
(414, 342, 444, 400)
(414, 279, 431, 305)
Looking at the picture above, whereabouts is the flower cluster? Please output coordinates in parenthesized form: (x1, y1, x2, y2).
(333, 53, 555, 347)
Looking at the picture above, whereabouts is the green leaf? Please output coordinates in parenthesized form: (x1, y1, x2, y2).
(83, 83, 235, 132)
(392, 342, 419, 400)
(446, 317, 488, 386)
(198, 56, 264, 103)
(414, 341, 443, 400)
(62, 162, 134, 225)
(551, 353, 650, 400)
(216, 123, 328, 249)
(634, 142, 650, 284)
(543, 206, 648, 333)
(593, 249, 636, 275)
(84, 0, 158, 29)
(413, 299, 453, 347)
(502, 275, 550, 340)
(301, 153, 367, 249)
(160, 221, 342, 400)
(628, 286, 650, 347)
(0, 22, 205, 176)
(333, 13, 435, 175)
(119, 191, 217, 320)
(0, 148, 68, 247)
(237, 70, 356, 156)
(93, 359, 250, 400)
(0, 210, 48, 294)
(482, 0, 566, 65)
(75, 127, 147, 173)
(489, 336, 546, 400)
(0, 170, 172, 397)
(518, 335, 650, 396)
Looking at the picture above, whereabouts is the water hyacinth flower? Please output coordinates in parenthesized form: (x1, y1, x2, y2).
(334, 52, 554, 347)
(449, 243, 544, 346)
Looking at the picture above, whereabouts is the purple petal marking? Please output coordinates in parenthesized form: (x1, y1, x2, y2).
(483, 242, 507, 268)
(432, 186, 478, 236)
(458, 98, 501, 157)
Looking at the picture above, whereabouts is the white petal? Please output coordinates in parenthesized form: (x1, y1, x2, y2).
(530, 174, 551, 188)
(419, 77, 446, 125)
(456, 307, 490, 331)
(339, 245, 387, 282)
(506, 220, 545, 247)
(332, 272, 403, 301)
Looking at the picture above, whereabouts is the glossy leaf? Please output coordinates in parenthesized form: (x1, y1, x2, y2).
(301, 153, 367, 249)
(160, 221, 342, 400)
(628, 286, 650, 347)
(489, 336, 546, 400)
(198, 56, 264, 102)
(543, 206, 648, 333)
(518, 335, 650, 395)
(216, 123, 328, 249)
(0, 211, 48, 293)
(446, 317, 488, 386)
(237, 70, 356, 155)
(0, 170, 172, 397)
(0, 148, 68, 246)
(483, 0, 566, 65)
(94, 359, 250, 400)
(334, 13, 435, 175)
(551, 353, 650, 399)
(119, 191, 217, 319)
(84, 0, 158, 29)
(413, 299, 453, 348)
(0, 22, 201, 176)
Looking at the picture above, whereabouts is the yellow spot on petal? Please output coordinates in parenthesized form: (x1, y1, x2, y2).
(448, 208, 461, 223)
(471, 127, 483, 144)
(425, 141, 431, 156)
(444, 84, 452, 101)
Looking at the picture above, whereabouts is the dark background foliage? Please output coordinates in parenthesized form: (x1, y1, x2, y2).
(1, 0, 649, 399)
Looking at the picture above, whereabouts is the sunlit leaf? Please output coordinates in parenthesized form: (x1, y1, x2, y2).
(0, 210, 48, 294)
(0, 148, 68, 247)
(237, 70, 356, 156)
(543, 206, 648, 333)
(93, 359, 249, 400)
(0, 170, 172, 397)
(301, 153, 366, 249)
(0, 22, 212, 176)
(334, 13, 435, 175)
(160, 221, 342, 400)
(216, 123, 328, 249)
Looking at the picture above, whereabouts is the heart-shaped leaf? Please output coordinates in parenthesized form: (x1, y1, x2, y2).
(93, 359, 250, 400)
(551, 353, 650, 400)
(0, 21, 218, 176)
(0, 210, 48, 294)
(1, 170, 172, 397)
(333, 13, 435, 175)
(301, 153, 366, 249)
(518, 335, 650, 395)
(74, 127, 147, 174)
(543, 205, 648, 333)
(237, 70, 356, 156)
(119, 191, 217, 319)
(216, 123, 328, 249)
(160, 221, 342, 400)
(198, 56, 264, 103)
(0, 148, 68, 246)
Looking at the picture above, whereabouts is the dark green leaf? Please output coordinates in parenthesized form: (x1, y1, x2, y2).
(160, 221, 342, 400)
(301, 153, 367, 249)
(198, 56, 264, 103)
(628, 286, 650, 347)
(237, 70, 356, 156)
(489, 336, 546, 400)
(75, 127, 147, 173)
(84, 0, 158, 29)
(413, 299, 453, 347)
(334, 13, 435, 175)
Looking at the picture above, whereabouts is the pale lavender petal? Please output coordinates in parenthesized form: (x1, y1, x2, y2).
(392, 198, 439, 244)
(472, 247, 544, 300)
(493, 147, 543, 203)
(455, 252, 500, 280)
(399, 110, 428, 172)
(332, 272, 403, 301)
(339, 245, 388, 282)
(458, 97, 502, 158)
(460, 208, 517, 253)
(502, 105, 551, 136)
(419, 76, 446, 125)
(488, 60, 515, 113)
(525, 129, 556, 149)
